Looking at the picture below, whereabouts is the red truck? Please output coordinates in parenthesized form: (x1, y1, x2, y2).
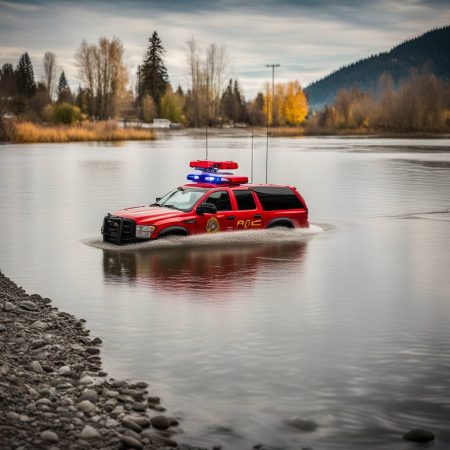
(102, 160, 309, 245)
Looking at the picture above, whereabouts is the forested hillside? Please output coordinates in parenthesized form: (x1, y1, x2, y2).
(305, 25, 450, 110)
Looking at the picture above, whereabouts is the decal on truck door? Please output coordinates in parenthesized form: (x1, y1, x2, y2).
(236, 219, 262, 228)
(206, 216, 220, 233)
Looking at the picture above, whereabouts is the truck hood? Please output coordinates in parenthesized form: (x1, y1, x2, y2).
(111, 206, 184, 223)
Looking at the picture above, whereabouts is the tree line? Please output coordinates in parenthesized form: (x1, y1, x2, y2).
(308, 70, 450, 133)
(0, 32, 308, 127)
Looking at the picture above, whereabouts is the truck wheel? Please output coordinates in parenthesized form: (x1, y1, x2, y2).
(268, 220, 294, 229)
(158, 227, 188, 239)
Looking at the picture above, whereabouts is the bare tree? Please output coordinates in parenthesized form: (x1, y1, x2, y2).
(75, 37, 128, 119)
(185, 37, 229, 126)
(43, 52, 57, 102)
(205, 43, 229, 120)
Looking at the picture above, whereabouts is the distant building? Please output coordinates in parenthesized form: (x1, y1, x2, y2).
(151, 118, 171, 128)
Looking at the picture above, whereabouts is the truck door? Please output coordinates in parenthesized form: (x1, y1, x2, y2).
(230, 189, 262, 230)
(196, 189, 235, 233)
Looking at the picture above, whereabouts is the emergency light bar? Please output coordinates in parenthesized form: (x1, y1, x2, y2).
(187, 173, 248, 185)
(189, 160, 239, 171)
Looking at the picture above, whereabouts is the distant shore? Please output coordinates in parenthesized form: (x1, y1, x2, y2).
(0, 270, 197, 449)
(2, 121, 450, 144)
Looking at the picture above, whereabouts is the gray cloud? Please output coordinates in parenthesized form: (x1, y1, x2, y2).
(1, 0, 449, 97)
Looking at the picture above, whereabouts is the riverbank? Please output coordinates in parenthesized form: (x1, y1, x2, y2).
(0, 270, 199, 450)
(1, 121, 156, 144)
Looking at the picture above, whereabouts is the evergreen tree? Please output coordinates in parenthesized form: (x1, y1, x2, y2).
(135, 65, 143, 102)
(141, 31, 169, 114)
(220, 78, 246, 123)
(233, 79, 247, 122)
(15, 52, 36, 97)
(0, 63, 16, 97)
(175, 85, 184, 97)
(57, 71, 72, 103)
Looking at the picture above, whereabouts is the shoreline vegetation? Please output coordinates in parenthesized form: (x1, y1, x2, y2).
(1, 120, 155, 144)
(0, 269, 201, 449)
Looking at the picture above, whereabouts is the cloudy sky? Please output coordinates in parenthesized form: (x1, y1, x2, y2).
(1, 0, 449, 97)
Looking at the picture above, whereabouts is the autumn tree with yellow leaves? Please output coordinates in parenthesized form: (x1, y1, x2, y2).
(263, 80, 308, 126)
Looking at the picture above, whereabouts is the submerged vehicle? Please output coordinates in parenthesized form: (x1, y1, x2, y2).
(101, 160, 309, 245)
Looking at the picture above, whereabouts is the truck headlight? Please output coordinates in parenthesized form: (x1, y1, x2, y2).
(136, 225, 155, 238)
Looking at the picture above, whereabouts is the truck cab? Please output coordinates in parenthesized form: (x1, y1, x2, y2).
(102, 161, 308, 245)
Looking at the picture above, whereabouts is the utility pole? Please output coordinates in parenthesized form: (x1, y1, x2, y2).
(265, 64, 280, 183)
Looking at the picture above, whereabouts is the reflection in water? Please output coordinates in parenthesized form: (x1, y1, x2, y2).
(102, 240, 308, 295)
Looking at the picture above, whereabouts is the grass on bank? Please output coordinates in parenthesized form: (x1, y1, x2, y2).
(4, 120, 156, 143)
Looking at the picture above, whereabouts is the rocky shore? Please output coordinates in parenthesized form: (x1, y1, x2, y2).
(0, 270, 201, 450)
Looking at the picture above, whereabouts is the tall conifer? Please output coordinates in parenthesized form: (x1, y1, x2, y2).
(15, 52, 36, 97)
(141, 31, 169, 113)
(57, 71, 72, 103)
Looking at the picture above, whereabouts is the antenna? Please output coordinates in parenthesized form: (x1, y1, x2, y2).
(250, 130, 254, 183)
(205, 75, 209, 160)
(265, 64, 280, 183)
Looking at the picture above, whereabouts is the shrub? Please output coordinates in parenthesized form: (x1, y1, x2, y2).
(52, 103, 82, 125)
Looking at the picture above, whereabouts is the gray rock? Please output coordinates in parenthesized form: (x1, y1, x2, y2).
(31, 320, 47, 329)
(0, 363, 10, 375)
(135, 381, 148, 389)
(56, 382, 73, 390)
(285, 417, 318, 432)
(4, 301, 17, 311)
(132, 402, 146, 412)
(403, 429, 435, 442)
(6, 412, 20, 421)
(147, 396, 160, 404)
(124, 429, 142, 441)
(40, 431, 59, 443)
(0, 324, 7, 332)
(121, 417, 143, 433)
(18, 300, 38, 311)
(106, 390, 119, 398)
(79, 389, 98, 403)
(105, 418, 119, 428)
(126, 415, 150, 428)
(80, 425, 100, 440)
(30, 339, 47, 350)
(28, 387, 38, 397)
(120, 435, 143, 449)
(150, 415, 171, 430)
(58, 366, 71, 376)
(36, 398, 52, 406)
(78, 375, 94, 385)
(86, 347, 100, 355)
(30, 361, 44, 374)
(91, 337, 102, 345)
(78, 400, 97, 414)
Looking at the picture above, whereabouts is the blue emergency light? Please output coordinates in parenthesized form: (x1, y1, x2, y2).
(187, 173, 228, 184)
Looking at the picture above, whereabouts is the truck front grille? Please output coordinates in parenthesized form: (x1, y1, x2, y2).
(102, 215, 136, 245)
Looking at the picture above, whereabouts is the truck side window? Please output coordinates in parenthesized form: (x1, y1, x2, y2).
(252, 187, 304, 210)
(204, 190, 231, 211)
(234, 190, 256, 210)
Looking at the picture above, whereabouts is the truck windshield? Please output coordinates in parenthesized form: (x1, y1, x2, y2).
(158, 187, 207, 212)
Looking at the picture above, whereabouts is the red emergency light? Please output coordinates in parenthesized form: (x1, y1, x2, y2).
(189, 160, 239, 171)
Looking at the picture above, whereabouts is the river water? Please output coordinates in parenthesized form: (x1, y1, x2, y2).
(1, 133, 449, 449)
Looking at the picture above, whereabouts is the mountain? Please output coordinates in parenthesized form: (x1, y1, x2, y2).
(305, 25, 450, 110)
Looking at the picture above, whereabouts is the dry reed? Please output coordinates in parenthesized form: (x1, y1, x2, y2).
(5, 121, 156, 144)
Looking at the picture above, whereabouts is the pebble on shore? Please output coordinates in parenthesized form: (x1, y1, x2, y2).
(0, 270, 187, 450)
